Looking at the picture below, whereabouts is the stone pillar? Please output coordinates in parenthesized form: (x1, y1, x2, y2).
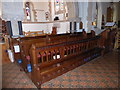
(78, 1, 88, 32)
(113, 2, 119, 23)
(0, 1, 1, 17)
(51, 0, 55, 21)
(86, 2, 93, 33)
(97, 2, 102, 30)
(66, 1, 80, 33)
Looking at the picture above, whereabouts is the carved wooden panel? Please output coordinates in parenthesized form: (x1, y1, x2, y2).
(106, 7, 113, 22)
(79, 22, 83, 29)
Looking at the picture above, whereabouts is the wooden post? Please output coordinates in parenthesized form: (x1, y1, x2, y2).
(82, 29, 87, 38)
(52, 27, 57, 35)
(91, 30, 95, 37)
(30, 44, 37, 65)
(30, 44, 41, 87)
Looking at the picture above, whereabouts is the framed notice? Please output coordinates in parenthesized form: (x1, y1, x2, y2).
(105, 22, 115, 27)
(14, 45, 20, 53)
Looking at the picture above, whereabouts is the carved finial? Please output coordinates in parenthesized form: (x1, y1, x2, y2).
(32, 44, 36, 49)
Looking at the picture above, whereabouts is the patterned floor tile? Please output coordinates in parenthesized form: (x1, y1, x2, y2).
(2, 51, 118, 88)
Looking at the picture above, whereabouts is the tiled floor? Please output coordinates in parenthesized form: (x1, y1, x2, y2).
(2, 50, 119, 88)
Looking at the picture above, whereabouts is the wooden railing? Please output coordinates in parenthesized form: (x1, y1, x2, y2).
(9, 30, 97, 71)
(30, 35, 102, 87)
(8, 28, 117, 88)
(18, 31, 95, 71)
(9, 28, 117, 71)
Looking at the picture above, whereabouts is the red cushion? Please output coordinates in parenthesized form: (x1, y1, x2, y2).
(26, 56, 30, 60)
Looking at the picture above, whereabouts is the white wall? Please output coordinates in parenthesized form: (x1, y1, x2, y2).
(0, 1, 1, 17)
(2, 1, 24, 36)
(57, 22, 70, 34)
(22, 21, 70, 34)
(23, 1, 49, 22)
(101, 2, 111, 18)
(33, 2, 49, 22)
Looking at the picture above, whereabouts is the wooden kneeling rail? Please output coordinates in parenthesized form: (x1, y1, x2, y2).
(30, 36, 102, 87)
(23, 30, 45, 37)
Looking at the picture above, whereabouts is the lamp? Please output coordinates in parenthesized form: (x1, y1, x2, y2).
(92, 21, 96, 26)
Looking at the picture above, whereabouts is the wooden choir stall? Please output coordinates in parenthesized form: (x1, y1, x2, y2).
(8, 28, 117, 88)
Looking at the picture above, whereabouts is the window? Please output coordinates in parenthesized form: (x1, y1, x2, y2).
(55, 0, 60, 12)
(54, 0, 67, 14)
(24, 2, 36, 22)
(25, 2, 31, 21)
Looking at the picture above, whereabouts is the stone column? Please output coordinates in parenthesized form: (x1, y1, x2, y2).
(78, 1, 88, 32)
(66, 1, 80, 33)
(51, 0, 55, 21)
(87, 2, 93, 33)
(113, 2, 119, 23)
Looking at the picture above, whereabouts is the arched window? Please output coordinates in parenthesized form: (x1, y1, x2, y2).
(25, 2, 31, 21)
(24, 2, 36, 22)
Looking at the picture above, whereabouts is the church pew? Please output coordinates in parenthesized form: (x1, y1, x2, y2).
(9, 33, 75, 70)
(10, 30, 95, 72)
(9, 35, 47, 64)
(98, 28, 117, 54)
(19, 33, 83, 71)
(19, 37, 47, 71)
(9, 28, 117, 88)
(29, 35, 102, 87)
